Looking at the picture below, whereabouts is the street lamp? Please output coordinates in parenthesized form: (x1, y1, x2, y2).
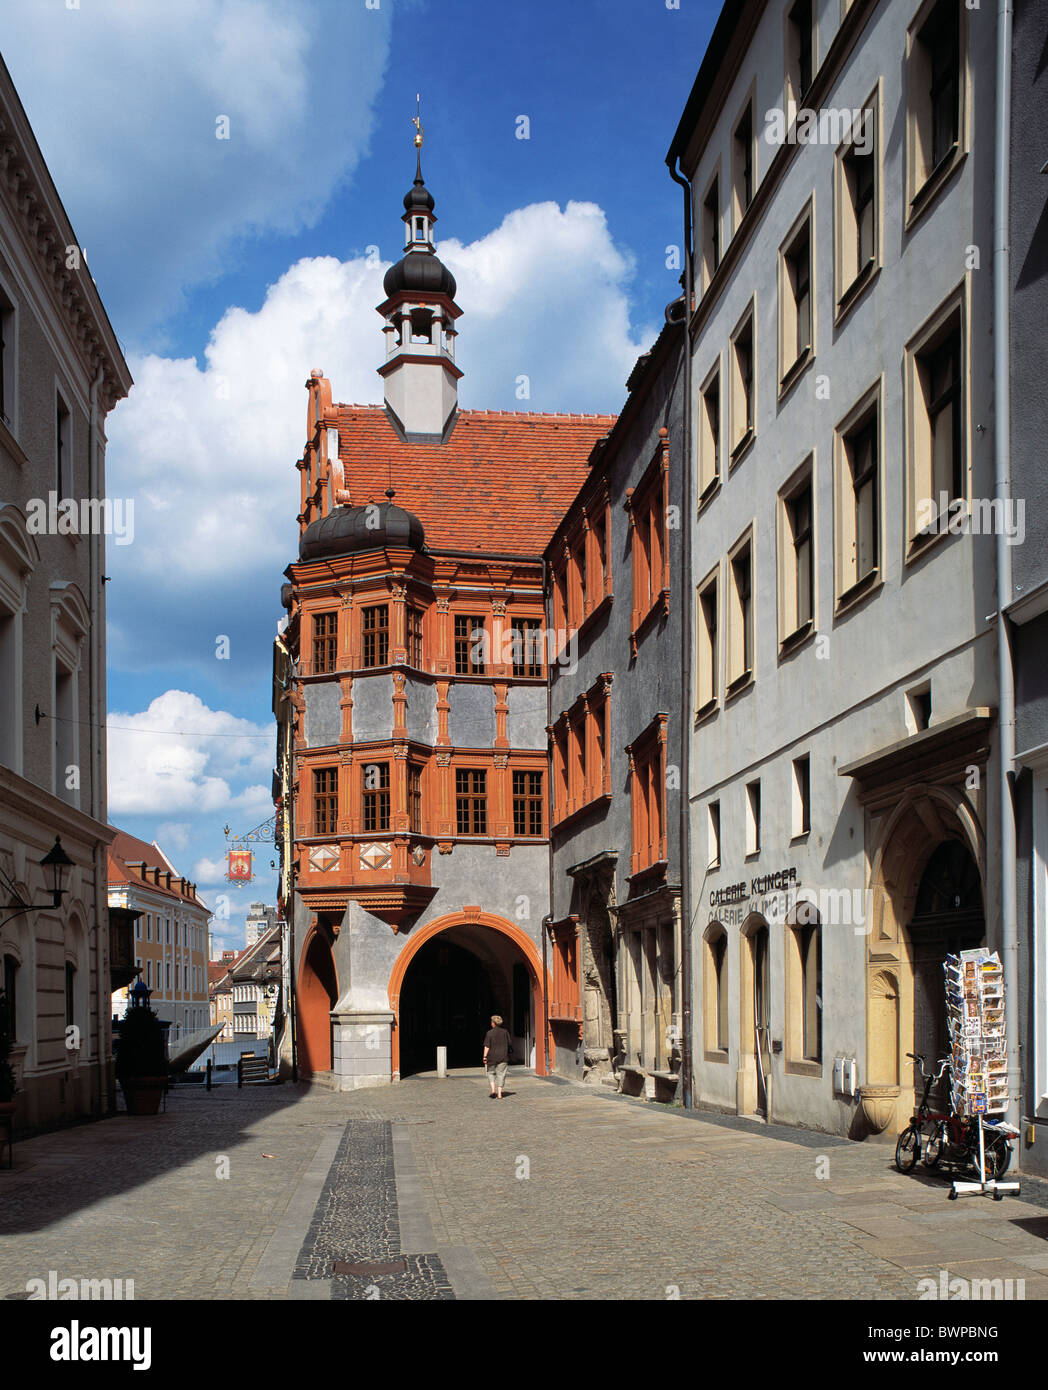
(0, 836, 75, 927)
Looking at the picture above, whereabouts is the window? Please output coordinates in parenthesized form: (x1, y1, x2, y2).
(628, 452, 670, 646)
(698, 363, 721, 502)
(707, 800, 721, 869)
(746, 779, 761, 856)
(408, 763, 422, 834)
(166, 962, 171, 990)
(55, 393, 70, 497)
(313, 766, 339, 835)
(836, 390, 881, 598)
(146, 915, 152, 942)
(3, 954, 17, 1040)
(779, 209, 813, 384)
(146, 959, 152, 988)
(701, 172, 720, 290)
(705, 928, 729, 1055)
(780, 468, 814, 643)
(695, 570, 719, 715)
(786, 0, 815, 106)
(0, 289, 13, 430)
(627, 716, 667, 877)
(792, 755, 811, 837)
(727, 534, 753, 691)
(53, 659, 75, 803)
(407, 606, 423, 668)
(788, 918, 822, 1065)
(361, 605, 389, 668)
(553, 722, 569, 822)
(456, 769, 487, 835)
(454, 614, 485, 675)
(512, 771, 544, 837)
(908, 684, 932, 731)
(835, 99, 878, 308)
(593, 693, 608, 797)
(312, 611, 337, 674)
(907, 0, 964, 211)
(908, 301, 964, 546)
(732, 99, 755, 230)
(510, 618, 543, 677)
(591, 507, 609, 598)
(729, 306, 755, 458)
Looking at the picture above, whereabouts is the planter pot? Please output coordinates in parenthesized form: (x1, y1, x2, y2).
(120, 1077, 166, 1116)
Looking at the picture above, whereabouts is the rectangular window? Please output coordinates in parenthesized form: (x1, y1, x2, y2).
(835, 95, 879, 309)
(780, 470, 814, 641)
(407, 606, 424, 669)
(907, 0, 964, 209)
(909, 310, 963, 546)
(592, 508, 608, 597)
(799, 924, 822, 1061)
(706, 931, 729, 1053)
(727, 536, 753, 690)
(146, 915, 152, 942)
(708, 800, 721, 869)
(408, 762, 423, 834)
(792, 754, 811, 837)
(842, 411, 879, 590)
(698, 364, 721, 502)
(701, 174, 720, 288)
(361, 604, 389, 668)
(56, 394, 70, 496)
(732, 101, 754, 228)
(553, 722, 569, 822)
(780, 214, 812, 381)
(146, 959, 152, 988)
(786, 0, 815, 104)
(510, 618, 544, 677)
(746, 779, 761, 856)
(696, 570, 719, 714)
(312, 611, 337, 674)
(729, 307, 755, 457)
(456, 769, 487, 835)
(313, 766, 338, 835)
(512, 770, 544, 837)
(628, 720, 667, 876)
(362, 761, 390, 833)
(454, 614, 485, 675)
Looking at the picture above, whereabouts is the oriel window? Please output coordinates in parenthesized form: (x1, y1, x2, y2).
(313, 767, 339, 835)
(362, 604, 389, 668)
(362, 761, 390, 834)
(313, 611, 338, 674)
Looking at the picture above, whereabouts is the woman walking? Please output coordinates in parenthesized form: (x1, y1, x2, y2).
(483, 1014, 512, 1099)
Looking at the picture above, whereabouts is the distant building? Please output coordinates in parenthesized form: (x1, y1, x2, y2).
(0, 53, 132, 1134)
(245, 901, 278, 948)
(108, 832, 210, 1035)
(208, 959, 236, 1042)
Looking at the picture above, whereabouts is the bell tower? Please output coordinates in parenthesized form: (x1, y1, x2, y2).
(377, 100, 463, 440)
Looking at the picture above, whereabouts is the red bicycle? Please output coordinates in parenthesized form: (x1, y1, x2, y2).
(895, 1052, 950, 1172)
(895, 1051, 1014, 1178)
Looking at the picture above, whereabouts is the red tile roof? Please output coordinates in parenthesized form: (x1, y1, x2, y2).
(108, 829, 204, 907)
(334, 406, 617, 553)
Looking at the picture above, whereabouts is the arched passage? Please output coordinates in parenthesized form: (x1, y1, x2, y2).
(738, 913, 771, 1118)
(297, 928, 338, 1077)
(388, 911, 551, 1079)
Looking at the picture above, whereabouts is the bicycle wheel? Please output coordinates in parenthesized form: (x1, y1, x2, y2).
(895, 1125, 921, 1172)
(923, 1123, 944, 1168)
(984, 1134, 1011, 1179)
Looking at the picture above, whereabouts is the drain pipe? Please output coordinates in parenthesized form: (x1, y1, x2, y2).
(667, 152, 694, 1110)
(89, 363, 108, 1113)
(993, 0, 1019, 1130)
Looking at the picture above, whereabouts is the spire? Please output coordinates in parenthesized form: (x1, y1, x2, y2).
(376, 101, 462, 439)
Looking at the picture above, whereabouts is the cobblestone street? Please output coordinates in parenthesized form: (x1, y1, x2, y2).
(3, 1072, 1048, 1301)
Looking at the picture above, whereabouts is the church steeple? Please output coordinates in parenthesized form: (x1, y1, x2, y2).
(377, 98, 463, 440)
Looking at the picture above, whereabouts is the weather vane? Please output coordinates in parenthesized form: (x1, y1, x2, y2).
(412, 93, 423, 150)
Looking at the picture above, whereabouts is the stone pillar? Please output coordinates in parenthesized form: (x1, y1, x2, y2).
(332, 1009, 395, 1090)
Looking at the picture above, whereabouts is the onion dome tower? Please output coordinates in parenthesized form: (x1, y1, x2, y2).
(377, 100, 463, 440)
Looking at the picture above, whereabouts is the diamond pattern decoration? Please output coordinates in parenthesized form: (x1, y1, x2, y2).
(359, 842, 392, 871)
(308, 844, 340, 872)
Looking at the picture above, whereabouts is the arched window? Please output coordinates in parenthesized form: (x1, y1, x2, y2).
(703, 924, 729, 1056)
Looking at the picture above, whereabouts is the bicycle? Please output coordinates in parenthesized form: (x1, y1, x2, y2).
(894, 1052, 950, 1173)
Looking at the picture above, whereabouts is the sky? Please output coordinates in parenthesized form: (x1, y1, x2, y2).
(2, 0, 719, 951)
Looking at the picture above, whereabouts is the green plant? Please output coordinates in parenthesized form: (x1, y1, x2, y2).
(0, 988, 16, 1103)
(115, 1004, 167, 1084)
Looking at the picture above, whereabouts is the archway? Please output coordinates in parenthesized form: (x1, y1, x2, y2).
(388, 911, 551, 1078)
(297, 928, 338, 1076)
(738, 914, 771, 1118)
(863, 785, 986, 1134)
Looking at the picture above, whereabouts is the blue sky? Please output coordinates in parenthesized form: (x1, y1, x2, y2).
(4, 0, 718, 949)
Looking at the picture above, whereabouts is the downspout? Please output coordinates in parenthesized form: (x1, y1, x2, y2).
(993, 0, 1019, 1130)
(89, 364, 108, 1113)
(668, 153, 694, 1110)
(542, 554, 552, 1079)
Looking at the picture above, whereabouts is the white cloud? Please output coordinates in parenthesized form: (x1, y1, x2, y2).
(1, 0, 391, 337)
(103, 200, 652, 623)
(107, 690, 273, 818)
(155, 822, 192, 854)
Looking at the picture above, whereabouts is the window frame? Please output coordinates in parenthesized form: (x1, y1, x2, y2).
(697, 357, 722, 508)
(833, 380, 884, 610)
(726, 527, 755, 696)
(833, 85, 881, 321)
(695, 565, 720, 720)
(777, 198, 816, 395)
(777, 457, 816, 653)
(905, 0, 968, 226)
(904, 288, 967, 561)
(728, 299, 756, 465)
